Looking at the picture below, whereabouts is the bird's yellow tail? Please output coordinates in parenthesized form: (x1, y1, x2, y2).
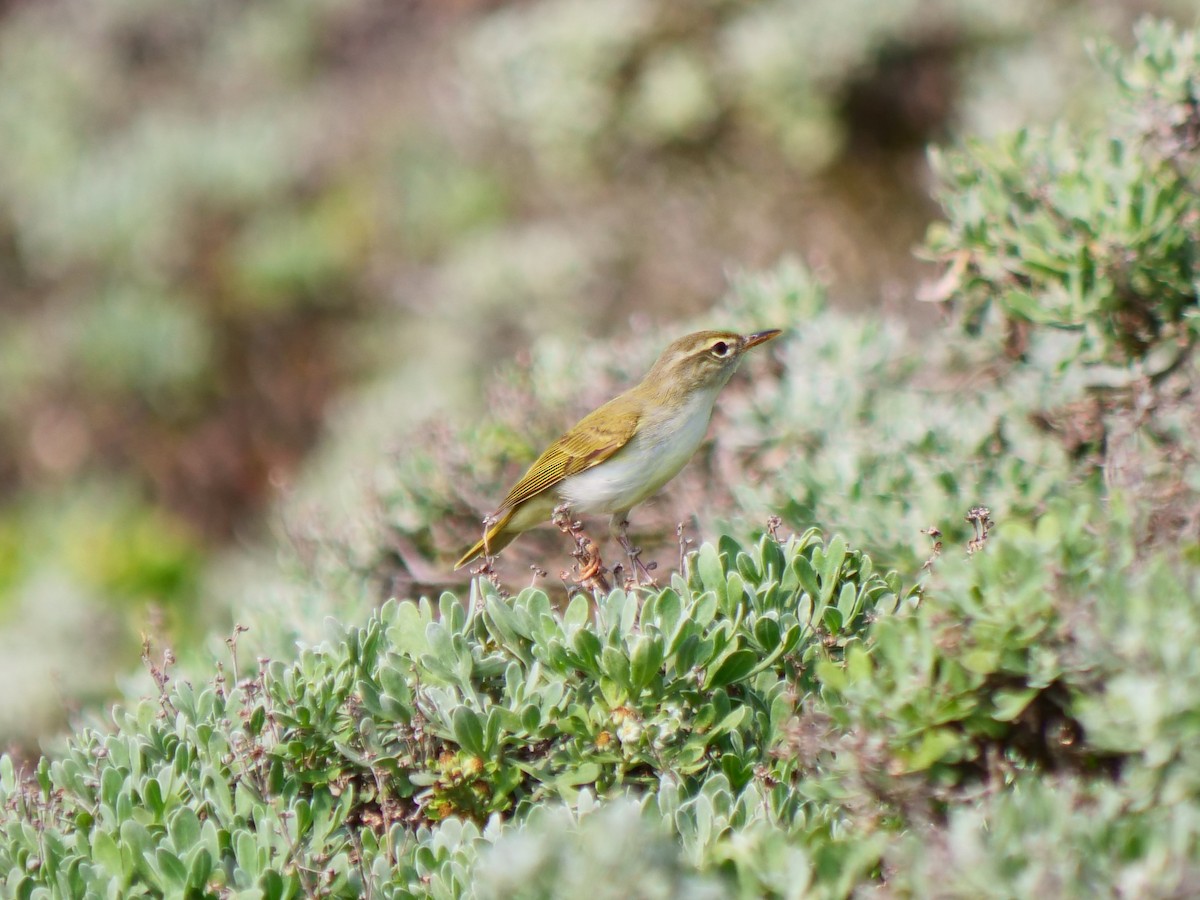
(454, 509, 518, 570)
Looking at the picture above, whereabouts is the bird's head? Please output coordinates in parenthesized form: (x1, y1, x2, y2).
(640, 329, 782, 403)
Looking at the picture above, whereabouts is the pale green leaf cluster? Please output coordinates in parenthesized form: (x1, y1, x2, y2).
(927, 18, 1200, 366)
(8, 493, 1200, 895)
(1, 529, 907, 897)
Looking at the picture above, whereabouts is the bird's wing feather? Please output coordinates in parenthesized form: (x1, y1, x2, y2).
(498, 395, 641, 511)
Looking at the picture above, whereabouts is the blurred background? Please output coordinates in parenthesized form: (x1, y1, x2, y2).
(0, 0, 1193, 748)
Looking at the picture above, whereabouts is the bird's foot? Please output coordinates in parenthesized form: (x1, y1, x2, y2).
(676, 521, 695, 574)
(553, 504, 612, 593)
(616, 518, 657, 587)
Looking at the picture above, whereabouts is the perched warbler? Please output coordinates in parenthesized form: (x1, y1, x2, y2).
(455, 329, 780, 569)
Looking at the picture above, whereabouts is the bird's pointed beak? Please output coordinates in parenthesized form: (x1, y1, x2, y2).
(742, 329, 782, 350)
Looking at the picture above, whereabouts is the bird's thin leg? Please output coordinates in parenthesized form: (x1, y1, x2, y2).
(467, 514, 504, 607)
(613, 514, 657, 586)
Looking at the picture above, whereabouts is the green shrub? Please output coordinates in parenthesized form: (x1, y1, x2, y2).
(7, 495, 1200, 896)
(0, 529, 906, 897)
(926, 18, 1200, 368)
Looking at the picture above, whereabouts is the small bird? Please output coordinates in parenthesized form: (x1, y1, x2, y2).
(455, 328, 781, 570)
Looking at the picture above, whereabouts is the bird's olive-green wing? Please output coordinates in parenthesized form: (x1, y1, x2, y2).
(497, 397, 641, 512)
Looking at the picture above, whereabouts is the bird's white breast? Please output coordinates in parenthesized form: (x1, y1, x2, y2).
(557, 385, 720, 516)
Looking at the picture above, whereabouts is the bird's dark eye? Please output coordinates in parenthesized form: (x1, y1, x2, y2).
(710, 341, 729, 358)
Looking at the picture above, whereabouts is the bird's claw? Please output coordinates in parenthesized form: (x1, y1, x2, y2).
(616, 519, 658, 587)
(553, 506, 611, 592)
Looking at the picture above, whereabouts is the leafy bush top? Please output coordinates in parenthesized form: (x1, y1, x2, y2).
(926, 18, 1200, 368)
(2, 528, 908, 898)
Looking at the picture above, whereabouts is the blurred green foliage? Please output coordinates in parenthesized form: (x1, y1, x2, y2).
(460, 0, 1127, 173)
(0, 483, 202, 623)
(4, 6, 1200, 896)
(927, 19, 1200, 366)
